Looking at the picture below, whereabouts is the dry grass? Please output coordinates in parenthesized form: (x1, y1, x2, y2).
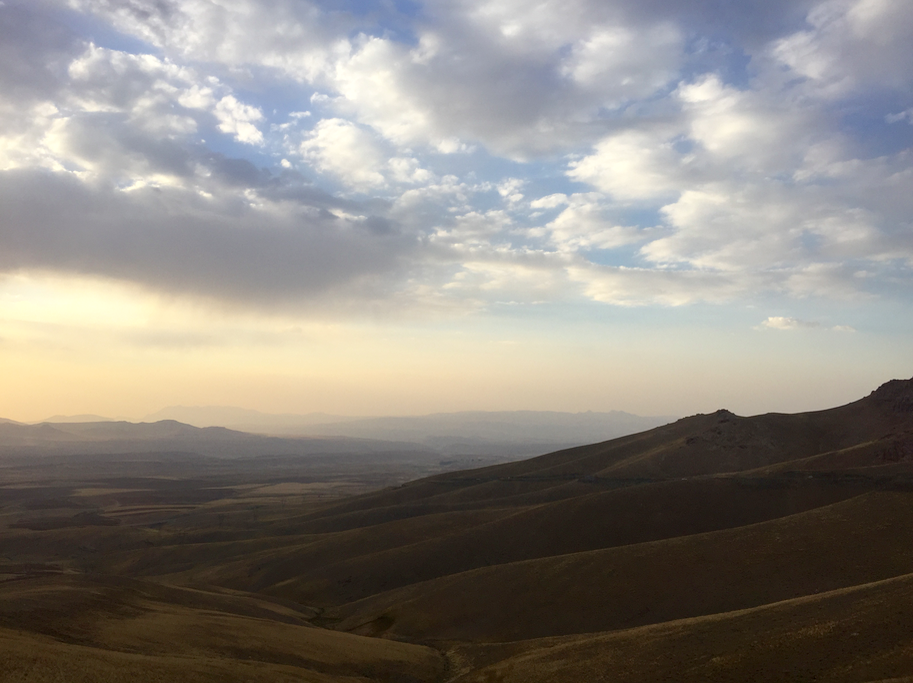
(448, 571, 913, 682)
(2, 378, 913, 681)
(0, 574, 444, 683)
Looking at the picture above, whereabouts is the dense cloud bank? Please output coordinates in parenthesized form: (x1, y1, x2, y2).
(0, 169, 414, 306)
(0, 0, 911, 311)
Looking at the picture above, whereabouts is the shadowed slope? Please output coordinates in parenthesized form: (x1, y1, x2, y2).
(329, 491, 913, 642)
(177, 476, 863, 606)
(448, 570, 913, 683)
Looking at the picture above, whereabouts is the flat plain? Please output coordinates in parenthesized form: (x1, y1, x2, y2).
(2, 378, 913, 681)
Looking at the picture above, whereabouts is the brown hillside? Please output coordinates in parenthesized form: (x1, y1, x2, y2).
(178, 476, 863, 606)
(328, 491, 913, 641)
(2, 377, 913, 681)
(0, 573, 444, 683)
(282, 377, 913, 529)
(448, 570, 913, 683)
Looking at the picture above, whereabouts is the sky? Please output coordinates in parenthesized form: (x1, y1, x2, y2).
(0, 0, 912, 422)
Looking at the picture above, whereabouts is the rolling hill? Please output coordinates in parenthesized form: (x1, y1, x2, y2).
(2, 377, 913, 681)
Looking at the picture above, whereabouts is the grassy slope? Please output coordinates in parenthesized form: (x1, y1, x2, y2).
(447, 570, 913, 683)
(329, 491, 913, 641)
(177, 476, 862, 607)
(0, 574, 444, 683)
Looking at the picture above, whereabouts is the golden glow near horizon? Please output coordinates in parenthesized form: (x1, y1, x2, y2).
(1, 272, 906, 423)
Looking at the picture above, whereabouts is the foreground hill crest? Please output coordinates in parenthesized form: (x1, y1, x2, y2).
(868, 377, 913, 413)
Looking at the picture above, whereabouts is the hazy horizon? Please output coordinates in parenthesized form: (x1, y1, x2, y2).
(1, 0, 911, 423)
(7, 373, 909, 426)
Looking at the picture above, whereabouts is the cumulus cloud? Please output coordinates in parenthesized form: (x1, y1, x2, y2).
(299, 118, 387, 189)
(759, 316, 820, 330)
(530, 194, 568, 210)
(298, 118, 433, 191)
(0, 0, 910, 315)
(563, 5, 913, 304)
(0, 36, 274, 190)
(886, 109, 913, 125)
(677, 75, 819, 174)
(560, 22, 681, 97)
(567, 263, 760, 306)
(771, 0, 913, 96)
(546, 195, 643, 251)
(313, 1, 690, 157)
(447, 255, 573, 301)
(646, 183, 862, 270)
(568, 129, 686, 201)
(67, 0, 346, 80)
(758, 316, 856, 332)
(214, 95, 264, 145)
(568, 74, 825, 202)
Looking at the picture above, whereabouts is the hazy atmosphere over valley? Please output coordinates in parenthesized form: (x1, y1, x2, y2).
(1, 0, 912, 421)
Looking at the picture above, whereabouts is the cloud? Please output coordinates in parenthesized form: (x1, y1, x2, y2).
(68, 0, 346, 80)
(214, 95, 264, 145)
(758, 316, 856, 332)
(546, 195, 643, 251)
(0, 0, 910, 316)
(298, 118, 432, 191)
(677, 75, 818, 173)
(432, 210, 515, 249)
(0, 38, 274, 191)
(0, 2, 80, 101)
(443, 249, 575, 303)
(0, 168, 417, 309)
(647, 184, 845, 270)
(567, 129, 686, 201)
(567, 74, 824, 202)
(60, 0, 830, 161)
(0, 3, 83, 170)
(298, 117, 373, 173)
(770, 0, 913, 97)
(317, 4, 688, 157)
(564, 41, 912, 304)
(886, 108, 913, 125)
(530, 194, 568, 210)
(759, 316, 820, 330)
(560, 22, 681, 97)
(567, 263, 759, 306)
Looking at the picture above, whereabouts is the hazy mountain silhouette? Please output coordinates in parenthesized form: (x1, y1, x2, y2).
(143, 405, 675, 456)
(39, 414, 119, 423)
(144, 405, 357, 430)
(0, 418, 433, 457)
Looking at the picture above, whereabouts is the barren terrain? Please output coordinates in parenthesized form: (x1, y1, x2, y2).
(3, 379, 913, 681)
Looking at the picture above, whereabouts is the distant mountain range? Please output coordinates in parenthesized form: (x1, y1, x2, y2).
(14, 407, 676, 460)
(0, 419, 431, 459)
(41, 414, 122, 423)
(142, 406, 676, 455)
(142, 406, 357, 430)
